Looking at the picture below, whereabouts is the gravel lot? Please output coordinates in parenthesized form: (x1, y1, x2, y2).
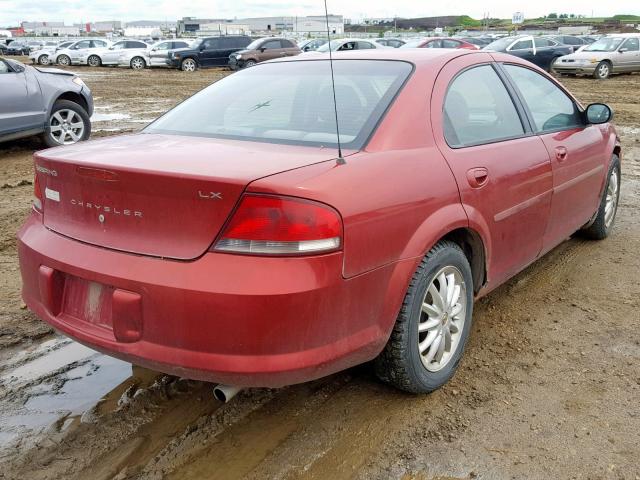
(0, 58, 639, 480)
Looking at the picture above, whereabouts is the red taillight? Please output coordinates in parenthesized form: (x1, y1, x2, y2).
(214, 194, 342, 255)
(33, 172, 43, 212)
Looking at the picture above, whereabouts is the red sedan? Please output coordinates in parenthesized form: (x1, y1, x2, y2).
(401, 37, 479, 50)
(18, 49, 621, 394)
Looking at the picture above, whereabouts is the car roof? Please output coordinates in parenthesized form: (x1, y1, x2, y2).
(604, 33, 640, 38)
(273, 47, 477, 67)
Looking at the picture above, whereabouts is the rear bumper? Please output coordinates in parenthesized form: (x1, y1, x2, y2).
(18, 214, 412, 387)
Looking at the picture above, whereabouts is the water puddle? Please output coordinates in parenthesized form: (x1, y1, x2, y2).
(0, 336, 132, 453)
(91, 112, 131, 122)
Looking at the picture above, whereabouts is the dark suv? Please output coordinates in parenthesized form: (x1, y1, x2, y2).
(228, 37, 301, 69)
(167, 36, 252, 71)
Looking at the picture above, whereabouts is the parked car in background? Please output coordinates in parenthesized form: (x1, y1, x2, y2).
(6, 42, 30, 55)
(228, 37, 301, 70)
(483, 35, 573, 71)
(52, 39, 111, 66)
(374, 38, 406, 48)
(309, 38, 390, 53)
(401, 37, 479, 50)
(460, 37, 493, 48)
(547, 35, 591, 51)
(0, 57, 92, 146)
(0, 42, 9, 55)
(89, 39, 148, 67)
(120, 39, 191, 69)
(17, 49, 620, 396)
(29, 41, 74, 65)
(553, 34, 640, 79)
(298, 38, 327, 52)
(167, 36, 252, 71)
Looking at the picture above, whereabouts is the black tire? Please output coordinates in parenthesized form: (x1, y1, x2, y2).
(57, 54, 71, 66)
(593, 61, 611, 79)
(130, 56, 146, 70)
(87, 55, 101, 67)
(581, 155, 621, 240)
(42, 100, 91, 148)
(38, 54, 50, 65)
(243, 59, 257, 68)
(374, 240, 474, 394)
(181, 58, 197, 72)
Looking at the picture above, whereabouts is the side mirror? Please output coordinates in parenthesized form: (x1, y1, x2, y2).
(618, 47, 628, 53)
(259, 47, 266, 52)
(586, 103, 612, 124)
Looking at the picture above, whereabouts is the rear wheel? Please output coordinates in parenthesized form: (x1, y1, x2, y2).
(38, 54, 50, 65)
(581, 155, 621, 240)
(374, 241, 474, 393)
(57, 54, 71, 66)
(181, 58, 196, 72)
(130, 56, 146, 70)
(593, 61, 611, 79)
(87, 55, 101, 67)
(42, 100, 91, 147)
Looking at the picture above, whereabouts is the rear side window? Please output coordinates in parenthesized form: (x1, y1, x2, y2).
(442, 39, 461, 48)
(504, 64, 583, 132)
(622, 38, 639, 51)
(356, 41, 375, 49)
(146, 60, 412, 150)
(425, 40, 442, 48)
(281, 39, 295, 48)
(443, 65, 524, 148)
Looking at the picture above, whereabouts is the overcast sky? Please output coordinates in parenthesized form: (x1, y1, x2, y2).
(1, 0, 639, 26)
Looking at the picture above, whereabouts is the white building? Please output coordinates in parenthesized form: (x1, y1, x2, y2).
(236, 15, 343, 35)
(199, 23, 250, 35)
(33, 25, 80, 36)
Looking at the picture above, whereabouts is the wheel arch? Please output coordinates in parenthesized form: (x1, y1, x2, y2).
(52, 91, 89, 115)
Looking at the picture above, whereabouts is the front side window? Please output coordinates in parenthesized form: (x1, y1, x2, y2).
(443, 65, 524, 147)
(621, 38, 639, 51)
(146, 60, 412, 150)
(504, 64, 583, 132)
(425, 40, 442, 48)
(442, 39, 461, 48)
(510, 39, 533, 50)
(356, 41, 375, 50)
(262, 40, 281, 50)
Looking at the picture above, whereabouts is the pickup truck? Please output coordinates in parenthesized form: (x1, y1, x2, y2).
(166, 36, 252, 72)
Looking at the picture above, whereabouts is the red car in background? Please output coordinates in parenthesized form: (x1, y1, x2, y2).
(18, 49, 620, 395)
(401, 37, 479, 50)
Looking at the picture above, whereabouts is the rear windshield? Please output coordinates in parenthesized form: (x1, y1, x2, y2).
(145, 59, 412, 150)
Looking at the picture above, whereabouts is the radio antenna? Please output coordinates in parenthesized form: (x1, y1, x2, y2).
(323, 0, 345, 165)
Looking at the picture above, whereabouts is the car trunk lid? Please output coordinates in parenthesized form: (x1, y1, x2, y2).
(36, 133, 339, 260)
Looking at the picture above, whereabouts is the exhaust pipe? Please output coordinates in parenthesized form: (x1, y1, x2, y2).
(213, 384, 242, 403)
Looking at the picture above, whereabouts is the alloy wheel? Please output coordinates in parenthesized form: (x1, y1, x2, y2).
(604, 168, 619, 228)
(49, 109, 85, 145)
(131, 57, 145, 70)
(418, 266, 467, 372)
(58, 55, 70, 66)
(39, 55, 50, 65)
(88, 55, 101, 67)
(598, 63, 610, 78)
(182, 59, 196, 72)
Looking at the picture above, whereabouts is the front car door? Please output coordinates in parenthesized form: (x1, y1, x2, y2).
(101, 41, 126, 64)
(0, 60, 45, 135)
(507, 37, 536, 64)
(199, 38, 222, 66)
(258, 39, 286, 61)
(616, 37, 640, 72)
(500, 63, 610, 253)
(149, 41, 172, 66)
(431, 54, 553, 286)
(69, 40, 91, 63)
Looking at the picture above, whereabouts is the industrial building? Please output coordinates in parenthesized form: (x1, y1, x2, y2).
(177, 15, 343, 36)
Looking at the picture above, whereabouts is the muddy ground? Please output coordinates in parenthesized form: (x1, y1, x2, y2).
(0, 58, 639, 480)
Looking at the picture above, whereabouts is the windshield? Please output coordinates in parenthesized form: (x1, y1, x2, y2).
(483, 37, 515, 51)
(145, 59, 412, 150)
(245, 39, 263, 50)
(400, 39, 425, 48)
(316, 40, 346, 52)
(584, 37, 624, 52)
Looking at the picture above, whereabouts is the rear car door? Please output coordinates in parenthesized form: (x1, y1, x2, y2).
(501, 63, 609, 252)
(280, 38, 300, 56)
(101, 41, 126, 64)
(533, 38, 560, 70)
(0, 60, 45, 134)
(431, 55, 553, 286)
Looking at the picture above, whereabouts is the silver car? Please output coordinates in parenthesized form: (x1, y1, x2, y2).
(0, 57, 93, 146)
(118, 39, 192, 69)
(52, 38, 111, 66)
(29, 41, 74, 66)
(553, 34, 640, 79)
(90, 39, 149, 66)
